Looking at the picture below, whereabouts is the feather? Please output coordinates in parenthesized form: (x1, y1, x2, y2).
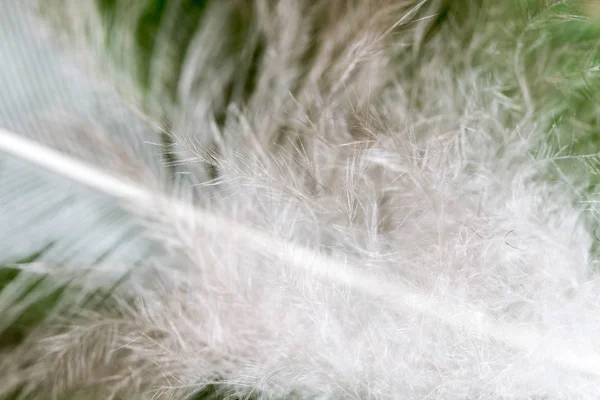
(2, 0, 600, 399)
(4, 127, 600, 381)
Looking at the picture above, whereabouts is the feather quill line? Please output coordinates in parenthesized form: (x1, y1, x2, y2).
(1, 128, 599, 377)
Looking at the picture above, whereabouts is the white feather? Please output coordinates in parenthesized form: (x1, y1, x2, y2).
(2, 1, 600, 399)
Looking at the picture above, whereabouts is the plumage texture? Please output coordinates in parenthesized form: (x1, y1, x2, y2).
(1, 0, 600, 399)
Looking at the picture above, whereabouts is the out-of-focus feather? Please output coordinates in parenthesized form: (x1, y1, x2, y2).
(0, 2, 161, 267)
(2, 1, 600, 400)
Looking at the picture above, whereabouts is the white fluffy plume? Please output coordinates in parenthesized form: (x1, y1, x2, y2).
(1, 1, 600, 399)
